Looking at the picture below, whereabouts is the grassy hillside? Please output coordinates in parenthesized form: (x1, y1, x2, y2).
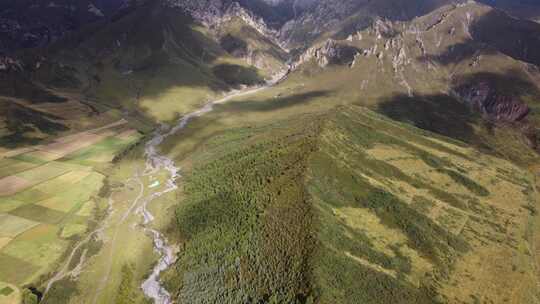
(162, 105, 538, 303)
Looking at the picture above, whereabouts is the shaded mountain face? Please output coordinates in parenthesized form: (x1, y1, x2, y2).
(0, 0, 131, 51)
(0, 0, 292, 145)
(479, 0, 540, 21)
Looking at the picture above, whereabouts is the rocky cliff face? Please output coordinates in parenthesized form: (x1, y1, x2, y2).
(455, 82, 530, 123)
(291, 39, 359, 69)
(453, 78, 540, 152)
(0, 55, 23, 72)
(166, 0, 287, 50)
(277, 0, 464, 49)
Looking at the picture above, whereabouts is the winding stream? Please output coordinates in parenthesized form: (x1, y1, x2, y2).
(137, 77, 282, 303)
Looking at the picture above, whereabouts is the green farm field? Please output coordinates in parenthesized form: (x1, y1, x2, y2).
(0, 120, 141, 303)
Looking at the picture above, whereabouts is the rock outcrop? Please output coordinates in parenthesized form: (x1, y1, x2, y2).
(166, 1, 286, 50)
(291, 39, 359, 69)
(455, 81, 530, 123)
(0, 55, 23, 72)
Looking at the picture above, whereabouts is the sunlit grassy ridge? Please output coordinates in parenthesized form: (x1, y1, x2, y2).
(164, 105, 536, 303)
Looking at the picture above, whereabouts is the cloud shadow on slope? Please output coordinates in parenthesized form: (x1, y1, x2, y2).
(470, 9, 540, 66)
(377, 93, 485, 146)
(417, 39, 496, 66)
(418, 9, 540, 67)
(217, 90, 332, 113)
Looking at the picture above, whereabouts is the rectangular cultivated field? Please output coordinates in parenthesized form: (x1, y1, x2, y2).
(36, 197, 78, 214)
(0, 198, 27, 213)
(32, 100, 95, 120)
(116, 129, 138, 140)
(38, 133, 108, 158)
(1, 224, 67, 278)
(0, 147, 36, 159)
(0, 176, 32, 197)
(62, 172, 104, 199)
(0, 214, 39, 238)
(35, 172, 104, 213)
(0, 161, 74, 196)
(0, 253, 39, 285)
(15, 162, 73, 184)
(62, 135, 139, 165)
(9, 188, 52, 204)
(60, 223, 87, 239)
(16, 150, 63, 162)
(31, 170, 92, 197)
(0, 159, 40, 179)
(10, 153, 48, 165)
(9, 204, 67, 225)
(0, 147, 8, 157)
(76, 200, 95, 217)
(50, 120, 127, 144)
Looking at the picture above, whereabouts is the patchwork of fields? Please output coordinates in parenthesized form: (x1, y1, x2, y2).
(0, 120, 141, 303)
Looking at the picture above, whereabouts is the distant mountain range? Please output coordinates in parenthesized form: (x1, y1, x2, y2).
(1, 0, 539, 53)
